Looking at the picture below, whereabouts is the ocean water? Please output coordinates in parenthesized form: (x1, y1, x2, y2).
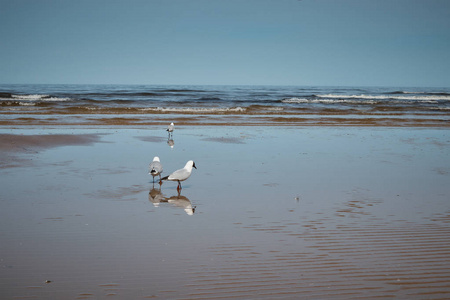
(1, 84, 449, 126)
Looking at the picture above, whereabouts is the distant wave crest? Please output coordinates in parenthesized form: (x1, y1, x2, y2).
(140, 107, 246, 113)
(315, 94, 450, 102)
(390, 91, 450, 96)
(282, 97, 379, 104)
(7, 94, 71, 101)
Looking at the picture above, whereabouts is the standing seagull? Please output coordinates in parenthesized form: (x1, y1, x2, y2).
(149, 156, 163, 184)
(161, 160, 197, 192)
(166, 122, 174, 137)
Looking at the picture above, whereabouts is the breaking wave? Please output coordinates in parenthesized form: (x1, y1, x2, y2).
(139, 107, 247, 113)
(1, 94, 72, 101)
(281, 98, 378, 104)
(390, 91, 450, 96)
(315, 93, 450, 102)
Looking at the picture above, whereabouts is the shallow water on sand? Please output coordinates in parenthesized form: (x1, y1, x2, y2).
(1, 126, 450, 299)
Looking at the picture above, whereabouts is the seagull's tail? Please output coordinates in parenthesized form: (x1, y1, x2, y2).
(161, 175, 169, 181)
(150, 168, 157, 174)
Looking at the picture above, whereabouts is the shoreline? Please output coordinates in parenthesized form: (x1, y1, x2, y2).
(1, 116, 449, 127)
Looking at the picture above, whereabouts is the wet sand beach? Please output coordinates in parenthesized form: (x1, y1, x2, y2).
(1, 114, 450, 127)
(1, 125, 450, 299)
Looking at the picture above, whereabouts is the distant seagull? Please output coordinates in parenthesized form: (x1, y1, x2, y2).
(162, 160, 197, 191)
(149, 156, 163, 184)
(166, 122, 174, 136)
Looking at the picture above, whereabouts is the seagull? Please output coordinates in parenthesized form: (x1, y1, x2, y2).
(161, 160, 197, 191)
(166, 122, 174, 137)
(149, 156, 163, 184)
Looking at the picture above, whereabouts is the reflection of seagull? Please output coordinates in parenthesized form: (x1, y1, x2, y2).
(166, 122, 174, 136)
(149, 156, 163, 183)
(167, 139, 174, 149)
(148, 187, 165, 207)
(162, 160, 197, 191)
(168, 194, 195, 215)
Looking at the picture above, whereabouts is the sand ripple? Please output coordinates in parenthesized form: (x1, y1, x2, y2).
(181, 218, 450, 299)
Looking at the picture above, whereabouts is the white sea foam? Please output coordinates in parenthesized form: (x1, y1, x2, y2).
(263, 107, 284, 111)
(12, 94, 50, 100)
(281, 98, 309, 104)
(282, 94, 449, 105)
(11, 94, 70, 101)
(282, 98, 378, 104)
(140, 107, 247, 113)
(315, 94, 450, 102)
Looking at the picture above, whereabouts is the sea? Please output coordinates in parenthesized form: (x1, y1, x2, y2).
(1, 84, 449, 126)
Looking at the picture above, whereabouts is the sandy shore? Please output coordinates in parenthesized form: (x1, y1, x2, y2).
(0, 133, 103, 169)
(1, 126, 450, 299)
(1, 114, 449, 127)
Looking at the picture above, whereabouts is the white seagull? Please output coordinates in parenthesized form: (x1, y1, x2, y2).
(149, 156, 163, 184)
(162, 160, 197, 191)
(166, 122, 174, 136)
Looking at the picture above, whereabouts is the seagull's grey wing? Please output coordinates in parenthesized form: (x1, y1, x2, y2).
(149, 161, 163, 174)
(168, 168, 190, 181)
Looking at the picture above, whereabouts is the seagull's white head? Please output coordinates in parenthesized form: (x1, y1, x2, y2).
(153, 156, 160, 162)
(185, 160, 197, 170)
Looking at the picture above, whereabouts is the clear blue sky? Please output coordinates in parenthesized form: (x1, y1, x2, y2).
(1, 0, 449, 87)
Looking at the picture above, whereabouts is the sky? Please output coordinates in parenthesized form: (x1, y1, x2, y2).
(1, 0, 449, 87)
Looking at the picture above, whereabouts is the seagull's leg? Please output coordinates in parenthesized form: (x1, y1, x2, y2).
(177, 181, 182, 192)
(159, 174, 162, 185)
